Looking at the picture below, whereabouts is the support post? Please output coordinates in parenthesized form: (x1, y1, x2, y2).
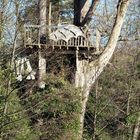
(48, 2, 52, 35)
(38, 0, 47, 88)
(75, 49, 79, 87)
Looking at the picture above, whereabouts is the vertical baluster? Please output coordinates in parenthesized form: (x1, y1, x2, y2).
(38, 26, 40, 47)
(84, 38, 86, 47)
(69, 39, 71, 46)
(77, 37, 79, 46)
(59, 40, 63, 49)
(52, 41, 54, 50)
(80, 37, 83, 46)
(72, 38, 74, 46)
(24, 26, 26, 47)
(30, 27, 32, 44)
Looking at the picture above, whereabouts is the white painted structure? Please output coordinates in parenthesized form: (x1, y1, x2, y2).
(15, 57, 36, 81)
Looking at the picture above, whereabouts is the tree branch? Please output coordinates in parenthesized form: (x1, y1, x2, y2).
(81, 0, 100, 26)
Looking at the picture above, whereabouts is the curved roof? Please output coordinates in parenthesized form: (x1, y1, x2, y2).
(49, 24, 86, 42)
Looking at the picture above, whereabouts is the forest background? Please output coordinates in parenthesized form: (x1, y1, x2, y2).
(0, 0, 140, 140)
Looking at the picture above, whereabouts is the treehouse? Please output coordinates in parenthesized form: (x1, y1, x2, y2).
(24, 24, 97, 54)
(15, 24, 101, 82)
(49, 25, 92, 49)
(15, 0, 102, 87)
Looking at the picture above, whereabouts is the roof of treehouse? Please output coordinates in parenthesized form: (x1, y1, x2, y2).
(49, 24, 86, 42)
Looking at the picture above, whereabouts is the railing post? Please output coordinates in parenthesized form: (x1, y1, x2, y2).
(96, 28, 100, 53)
(48, 2, 52, 35)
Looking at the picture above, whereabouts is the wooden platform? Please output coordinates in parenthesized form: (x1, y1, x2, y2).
(24, 24, 96, 51)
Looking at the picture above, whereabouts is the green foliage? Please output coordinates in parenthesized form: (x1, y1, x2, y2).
(18, 75, 81, 140)
(126, 112, 140, 125)
(84, 48, 140, 140)
(0, 68, 40, 140)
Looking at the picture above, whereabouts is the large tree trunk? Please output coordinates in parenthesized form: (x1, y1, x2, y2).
(74, 0, 99, 27)
(38, 0, 47, 88)
(73, 0, 82, 26)
(74, 0, 90, 26)
(75, 0, 130, 138)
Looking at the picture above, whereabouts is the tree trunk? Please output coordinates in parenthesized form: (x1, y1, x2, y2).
(38, 0, 47, 88)
(81, 0, 91, 22)
(0, 0, 7, 48)
(93, 80, 98, 139)
(81, 0, 100, 26)
(0, 10, 3, 48)
(132, 113, 140, 140)
(74, 0, 90, 26)
(73, 0, 82, 26)
(74, 0, 99, 27)
(75, 0, 130, 138)
(39, 0, 47, 35)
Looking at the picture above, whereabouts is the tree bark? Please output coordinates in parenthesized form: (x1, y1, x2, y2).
(0, 10, 3, 48)
(132, 113, 140, 140)
(39, 0, 47, 35)
(38, 0, 47, 88)
(74, 0, 90, 26)
(81, 0, 100, 26)
(93, 80, 98, 140)
(73, 0, 83, 26)
(74, 0, 99, 27)
(75, 0, 130, 138)
(81, 0, 91, 22)
(0, 0, 7, 48)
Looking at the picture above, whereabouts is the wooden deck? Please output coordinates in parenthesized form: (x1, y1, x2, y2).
(24, 25, 95, 50)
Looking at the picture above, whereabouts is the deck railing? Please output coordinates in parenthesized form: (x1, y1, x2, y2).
(24, 25, 95, 50)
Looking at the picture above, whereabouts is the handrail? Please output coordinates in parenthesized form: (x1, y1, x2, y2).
(24, 24, 80, 29)
(24, 24, 95, 49)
